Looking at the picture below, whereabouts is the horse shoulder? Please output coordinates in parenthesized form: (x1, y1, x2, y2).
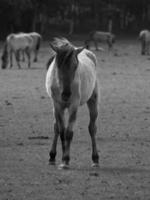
(81, 49, 97, 67)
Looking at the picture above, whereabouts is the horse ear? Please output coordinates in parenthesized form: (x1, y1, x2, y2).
(49, 43, 58, 53)
(75, 47, 85, 55)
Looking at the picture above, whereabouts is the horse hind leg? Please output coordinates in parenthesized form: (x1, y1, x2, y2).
(22, 50, 25, 62)
(141, 40, 146, 55)
(33, 49, 38, 62)
(107, 40, 113, 51)
(25, 48, 31, 68)
(15, 51, 21, 69)
(87, 84, 99, 167)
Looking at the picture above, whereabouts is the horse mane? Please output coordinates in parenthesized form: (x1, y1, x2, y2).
(52, 37, 72, 48)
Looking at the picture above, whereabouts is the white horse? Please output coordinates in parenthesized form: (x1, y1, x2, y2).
(85, 31, 115, 51)
(1, 33, 34, 69)
(46, 38, 99, 169)
(1, 32, 41, 69)
(139, 29, 150, 55)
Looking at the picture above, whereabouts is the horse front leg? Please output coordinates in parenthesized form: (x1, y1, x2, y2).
(33, 49, 38, 62)
(49, 122, 59, 165)
(49, 105, 65, 165)
(59, 107, 78, 169)
(141, 41, 146, 55)
(87, 86, 99, 167)
(15, 51, 21, 69)
(107, 40, 113, 51)
(22, 50, 25, 62)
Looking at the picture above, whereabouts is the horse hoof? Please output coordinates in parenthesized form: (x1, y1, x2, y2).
(49, 159, 56, 165)
(91, 163, 99, 168)
(58, 163, 69, 170)
(49, 161, 56, 165)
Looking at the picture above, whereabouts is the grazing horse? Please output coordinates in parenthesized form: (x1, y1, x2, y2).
(46, 38, 99, 169)
(1, 33, 33, 69)
(85, 31, 115, 51)
(20, 32, 41, 62)
(139, 29, 150, 55)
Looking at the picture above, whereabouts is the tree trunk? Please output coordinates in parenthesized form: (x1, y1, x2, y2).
(32, 3, 38, 32)
(69, 19, 74, 35)
(94, 0, 99, 29)
(32, 11, 37, 31)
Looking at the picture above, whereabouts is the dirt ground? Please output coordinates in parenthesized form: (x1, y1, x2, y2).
(0, 39, 150, 200)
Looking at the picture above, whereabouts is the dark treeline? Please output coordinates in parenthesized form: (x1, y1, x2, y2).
(0, 0, 150, 39)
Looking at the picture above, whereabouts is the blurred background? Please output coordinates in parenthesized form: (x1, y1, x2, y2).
(0, 0, 149, 39)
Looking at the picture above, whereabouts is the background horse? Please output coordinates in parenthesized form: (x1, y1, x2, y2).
(85, 31, 115, 51)
(46, 38, 99, 169)
(139, 29, 150, 55)
(1, 33, 33, 69)
(20, 32, 41, 62)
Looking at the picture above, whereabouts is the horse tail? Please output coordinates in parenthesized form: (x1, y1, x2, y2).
(35, 35, 42, 51)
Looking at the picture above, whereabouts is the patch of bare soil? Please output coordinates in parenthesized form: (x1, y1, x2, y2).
(0, 40, 150, 200)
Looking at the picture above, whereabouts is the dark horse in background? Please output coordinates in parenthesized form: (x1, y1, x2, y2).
(139, 29, 150, 55)
(1, 32, 41, 69)
(46, 38, 100, 169)
(85, 31, 115, 51)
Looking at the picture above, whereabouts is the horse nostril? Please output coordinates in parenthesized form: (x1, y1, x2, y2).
(61, 91, 71, 101)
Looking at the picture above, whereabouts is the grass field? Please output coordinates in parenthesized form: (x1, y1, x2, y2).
(0, 39, 150, 200)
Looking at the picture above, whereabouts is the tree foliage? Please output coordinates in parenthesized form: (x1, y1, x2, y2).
(0, 0, 150, 38)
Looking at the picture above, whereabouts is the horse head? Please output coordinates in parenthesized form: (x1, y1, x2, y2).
(50, 38, 84, 102)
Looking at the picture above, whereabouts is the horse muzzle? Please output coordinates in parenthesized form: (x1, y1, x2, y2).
(61, 91, 71, 102)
